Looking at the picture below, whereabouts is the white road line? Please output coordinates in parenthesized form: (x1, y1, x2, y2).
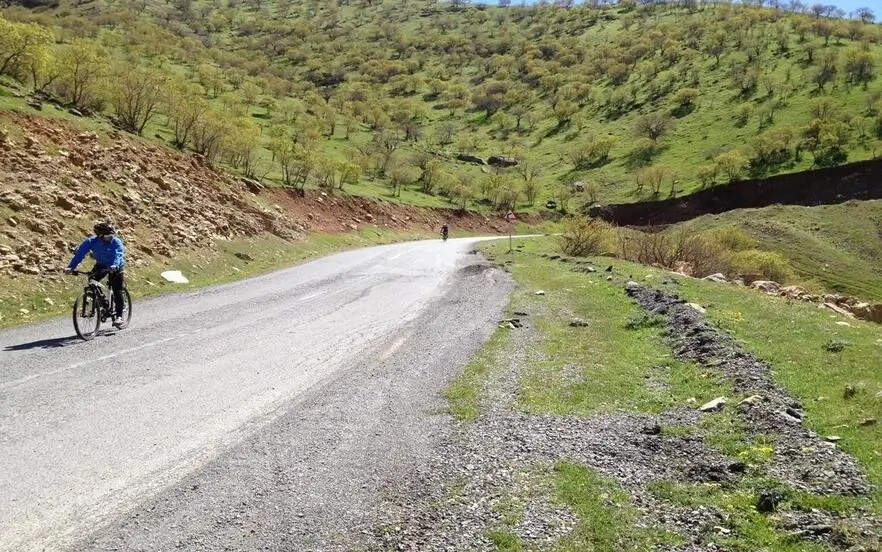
(388, 244, 424, 261)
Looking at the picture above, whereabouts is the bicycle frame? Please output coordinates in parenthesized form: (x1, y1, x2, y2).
(70, 270, 113, 321)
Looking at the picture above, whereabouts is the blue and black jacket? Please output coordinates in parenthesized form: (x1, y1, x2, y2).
(67, 236, 126, 270)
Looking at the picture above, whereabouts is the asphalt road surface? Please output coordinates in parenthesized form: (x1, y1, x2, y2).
(0, 238, 515, 551)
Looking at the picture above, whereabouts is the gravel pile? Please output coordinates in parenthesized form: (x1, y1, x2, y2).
(624, 282, 871, 498)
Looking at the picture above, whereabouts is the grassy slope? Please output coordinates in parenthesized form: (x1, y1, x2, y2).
(4, 1, 882, 211)
(675, 200, 882, 299)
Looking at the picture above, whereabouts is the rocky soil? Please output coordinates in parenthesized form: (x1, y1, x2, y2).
(701, 273, 882, 325)
(0, 110, 513, 281)
(0, 110, 306, 276)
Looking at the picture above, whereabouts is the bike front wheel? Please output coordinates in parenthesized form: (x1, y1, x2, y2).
(72, 291, 101, 340)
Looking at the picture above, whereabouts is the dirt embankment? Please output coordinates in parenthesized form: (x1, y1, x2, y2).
(265, 188, 519, 236)
(0, 110, 513, 280)
(589, 159, 882, 227)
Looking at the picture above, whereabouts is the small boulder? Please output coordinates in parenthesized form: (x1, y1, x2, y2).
(569, 318, 589, 327)
(755, 491, 781, 513)
(702, 273, 728, 284)
(751, 280, 781, 294)
(699, 396, 727, 412)
(455, 153, 485, 165)
(822, 302, 855, 318)
(160, 270, 189, 284)
(779, 285, 810, 299)
(852, 302, 882, 323)
(487, 155, 518, 168)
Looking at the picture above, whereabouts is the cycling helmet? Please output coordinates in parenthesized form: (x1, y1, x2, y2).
(93, 221, 116, 236)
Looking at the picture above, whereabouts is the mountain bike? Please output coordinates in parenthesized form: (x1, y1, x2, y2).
(67, 269, 132, 340)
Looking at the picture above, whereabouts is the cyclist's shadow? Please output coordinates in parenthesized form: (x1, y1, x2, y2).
(3, 336, 83, 351)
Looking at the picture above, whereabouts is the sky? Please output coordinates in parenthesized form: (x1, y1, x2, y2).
(517, 1, 882, 19)
(822, 1, 879, 15)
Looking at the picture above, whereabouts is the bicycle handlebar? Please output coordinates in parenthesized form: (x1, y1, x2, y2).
(65, 268, 118, 276)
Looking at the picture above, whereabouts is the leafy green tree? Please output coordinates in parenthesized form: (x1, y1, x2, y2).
(634, 113, 673, 142)
(565, 134, 617, 170)
(192, 112, 233, 163)
(442, 83, 470, 116)
(713, 150, 749, 182)
(810, 51, 838, 92)
(0, 17, 54, 79)
(23, 41, 60, 92)
(844, 48, 876, 88)
(223, 118, 261, 178)
(471, 80, 508, 119)
(552, 100, 579, 127)
(197, 63, 225, 97)
(436, 122, 457, 146)
(109, 63, 167, 135)
(386, 159, 418, 198)
(635, 164, 671, 197)
(696, 164, 719, 188)
(240, 80, 262, 112)
(672, 88, 700, 112)
(274, 140, 317, 192)
(450, 176, 473, 211)
(628, 138, 658, 167)
(165, 80, 209, 149)
(371, 130, 400, 176)
(314, 156, 361, 192)
(55, 39, 107, 109)
(703, 30, 727, 66)
(801, 118, 850, 166)
(750, 127, 794, 168)
(517, 160, 540, 206)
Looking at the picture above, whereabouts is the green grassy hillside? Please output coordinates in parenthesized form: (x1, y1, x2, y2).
(675, 200, 882, 299)
(2, 0, 882, 213)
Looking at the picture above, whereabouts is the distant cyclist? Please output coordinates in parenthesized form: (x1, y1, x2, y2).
(440, 222, 449, 241)
(64, 221, 127, 327)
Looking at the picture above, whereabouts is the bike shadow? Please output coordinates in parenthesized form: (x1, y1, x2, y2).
(3, 335, 84, 351)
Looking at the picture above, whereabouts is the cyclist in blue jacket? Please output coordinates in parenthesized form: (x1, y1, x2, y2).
(65, 221, 127, 327)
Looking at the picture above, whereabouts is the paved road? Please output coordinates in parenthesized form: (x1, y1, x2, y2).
(0, 238, 514, 551)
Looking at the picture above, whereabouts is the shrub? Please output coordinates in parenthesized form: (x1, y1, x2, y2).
(559, 217, 611, 257)
(706, 225, 757, 252)
(823, 339, 849, 353)
(695, 164, 718, 188)
(616, 229, 729, 277)
(729, 250, 792, 282)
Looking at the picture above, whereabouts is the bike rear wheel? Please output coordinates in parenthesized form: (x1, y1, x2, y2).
(72, 291, 101, 340)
